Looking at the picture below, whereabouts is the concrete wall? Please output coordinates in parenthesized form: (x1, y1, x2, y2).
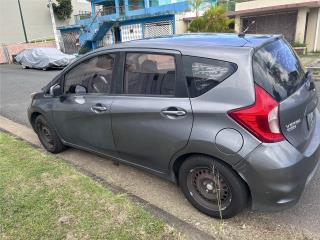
(0, 0, 90, 44)
(236, 0, 317, 12)
(306, 7, 320, 52)
(295, 7, 309, 44)
(174, 14, 188, 34)
(306, 8, 318, 51)
(234, 15, 241, 33)
(315, 8, 320, 51)
(235, 0, 320, 52)
(56, 0, 91, 26)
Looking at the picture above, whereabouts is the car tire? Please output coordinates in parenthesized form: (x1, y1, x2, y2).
(178, 155, 248, 219)
(35, 115, 65, 154)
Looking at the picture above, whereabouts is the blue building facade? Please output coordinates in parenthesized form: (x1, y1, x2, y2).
(59, 0, 216, 53)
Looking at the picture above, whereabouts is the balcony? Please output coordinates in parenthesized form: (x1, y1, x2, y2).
(77, 0, 190, 48)
(78, 0, 190, 32)
(74, 11, 91, 24)
(86, 0, 190, 19)
(125, 0, 189, 19)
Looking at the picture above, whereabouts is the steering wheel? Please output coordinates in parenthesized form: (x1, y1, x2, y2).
(92, 74, 109, 93)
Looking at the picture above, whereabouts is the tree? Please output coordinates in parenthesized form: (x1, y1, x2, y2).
(188, 5, 235, 33)
(188, 0, 210, 32)
(188, 17, 205, 33)
(189, 0, 205, 18)
(52, 0, 73, 20)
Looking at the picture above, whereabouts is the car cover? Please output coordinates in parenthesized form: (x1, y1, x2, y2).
(15, 48, 76, 69)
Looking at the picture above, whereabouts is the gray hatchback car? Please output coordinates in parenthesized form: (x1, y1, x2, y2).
(28, 34, 320, 218)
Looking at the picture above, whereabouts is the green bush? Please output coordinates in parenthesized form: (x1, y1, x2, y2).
(292, 42, 306, 48)
(188, 5, 235, 33)
(78, 47, 91, 55)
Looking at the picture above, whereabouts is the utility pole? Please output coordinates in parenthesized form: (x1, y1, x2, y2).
(17, 0, 28, 43)
(48, 0, 60, 50)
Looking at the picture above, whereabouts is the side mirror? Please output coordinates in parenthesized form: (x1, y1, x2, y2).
(49, 84, 62, 97)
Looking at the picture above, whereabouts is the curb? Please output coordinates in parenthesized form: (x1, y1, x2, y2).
(0, 119, 214, 240)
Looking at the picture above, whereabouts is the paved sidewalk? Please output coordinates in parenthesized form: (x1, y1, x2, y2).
(1, 116, 319, 240)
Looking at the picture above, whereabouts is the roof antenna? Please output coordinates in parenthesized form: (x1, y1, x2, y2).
(238, 20, 255, 37)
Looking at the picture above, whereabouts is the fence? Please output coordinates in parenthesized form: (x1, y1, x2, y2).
(61, 31, 80, 54)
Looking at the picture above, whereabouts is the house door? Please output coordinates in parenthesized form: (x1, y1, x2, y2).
(114, 27, 121, 43)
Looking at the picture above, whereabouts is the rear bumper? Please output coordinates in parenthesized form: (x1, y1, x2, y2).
(235, 110, 320, 211)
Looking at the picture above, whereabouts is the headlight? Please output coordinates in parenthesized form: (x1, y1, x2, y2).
(30, 92, 37, 99)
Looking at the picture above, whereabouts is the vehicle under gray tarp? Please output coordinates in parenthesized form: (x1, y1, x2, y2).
(15, 48, 76, 70)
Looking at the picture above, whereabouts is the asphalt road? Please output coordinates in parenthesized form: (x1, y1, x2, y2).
(0, 64, 59, 125)
(1, 64, 320, 239)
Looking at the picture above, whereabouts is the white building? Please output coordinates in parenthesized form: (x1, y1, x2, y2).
(234, 0, 320, 52)
(0, 0, 91, 44)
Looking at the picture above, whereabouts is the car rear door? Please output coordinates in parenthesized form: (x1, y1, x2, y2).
(253, 38, 319, 151)
(111, 50, 193, 173)
(52, 52, 120, 157)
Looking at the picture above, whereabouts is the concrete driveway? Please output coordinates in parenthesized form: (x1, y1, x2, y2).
(1, 64, 320, 239)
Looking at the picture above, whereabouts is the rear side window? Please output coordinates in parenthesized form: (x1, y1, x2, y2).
(183, 56, 237, 97)
(124, 53, 176, 96)
(253, 39, 305, 102)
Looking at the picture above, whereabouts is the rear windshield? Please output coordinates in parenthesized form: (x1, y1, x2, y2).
(253, 39, 305, 102)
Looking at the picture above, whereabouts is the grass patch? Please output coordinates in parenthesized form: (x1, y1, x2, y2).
(0, 133, 183, 240)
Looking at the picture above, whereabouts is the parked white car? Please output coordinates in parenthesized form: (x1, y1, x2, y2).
(15, 48, 76, 70)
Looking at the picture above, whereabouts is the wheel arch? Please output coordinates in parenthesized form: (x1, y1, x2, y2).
(30, 111, 42, 130)
(171, 152, 252, 203)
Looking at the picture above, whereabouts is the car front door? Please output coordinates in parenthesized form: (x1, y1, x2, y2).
(52, 52, 120, 157)
(111, 50, 193, 173)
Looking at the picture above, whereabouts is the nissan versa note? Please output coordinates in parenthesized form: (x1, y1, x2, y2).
(28, 34, 320, 219)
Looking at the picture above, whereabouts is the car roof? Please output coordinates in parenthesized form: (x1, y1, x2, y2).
(100, 33, 281, 52)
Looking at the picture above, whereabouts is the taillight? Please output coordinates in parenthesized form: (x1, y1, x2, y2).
(228, 84, 284, 143)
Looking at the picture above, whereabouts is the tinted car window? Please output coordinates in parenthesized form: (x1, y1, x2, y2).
(124, 53, 176, 96)
(183, 56, 237, 97)
(64, 54, 116, 94)
(253, 39, 305, 102)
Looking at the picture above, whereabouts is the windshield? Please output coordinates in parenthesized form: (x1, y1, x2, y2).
(253, 39, 305, 102)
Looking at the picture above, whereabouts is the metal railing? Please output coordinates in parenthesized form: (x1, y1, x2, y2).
(99, 5, 142, 16)
(74, 11, 91, 23)
(100, 6, 117, 16)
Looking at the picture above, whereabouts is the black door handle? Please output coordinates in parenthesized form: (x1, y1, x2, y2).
(161, 107, 187, 118)
(91, 103, 108, 113)
(161, 110, 186, 116)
